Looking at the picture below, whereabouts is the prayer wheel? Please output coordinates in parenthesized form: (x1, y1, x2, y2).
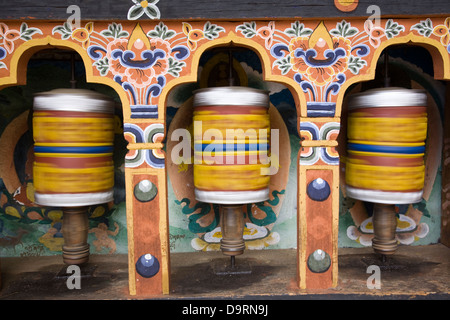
(192, 87, 271, 257)
(345, 87, 427, 255)
(346, 87, 427, 204)
(193, 86, 271, 204)
(33, 88, 115, 264)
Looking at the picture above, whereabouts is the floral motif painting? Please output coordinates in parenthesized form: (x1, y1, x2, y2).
(236, 19, 409, 117)
(44, 17, 450, 123)
(127, 0, 161, 21)
(0, 22, 42, 69)
(51, 21, 225, 120)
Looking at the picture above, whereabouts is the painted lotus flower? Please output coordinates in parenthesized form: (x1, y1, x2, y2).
(289, 37, 350, 86)
(346, 212, 429, 246)
(106, 25, 170, 88)
(191, 223, 280, 252)
(288, 22, 351, 86)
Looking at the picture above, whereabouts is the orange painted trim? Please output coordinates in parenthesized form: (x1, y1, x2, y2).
(0, 36, 131, 120)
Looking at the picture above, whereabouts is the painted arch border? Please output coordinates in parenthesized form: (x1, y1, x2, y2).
(336, 33, 450, 118)
(158, 31, 308, 128)
(159, 29, 450, 131)
(0, 36, 131, 120)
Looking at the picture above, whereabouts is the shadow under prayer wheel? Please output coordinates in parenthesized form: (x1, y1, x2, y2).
(345, 87, 427, 255)
(192, 87, 271, 257)
(33, 89, 115, 264)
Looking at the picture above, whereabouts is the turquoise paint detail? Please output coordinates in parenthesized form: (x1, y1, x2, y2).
(174, 198, 220, 234)
(246, 190, 285, 226)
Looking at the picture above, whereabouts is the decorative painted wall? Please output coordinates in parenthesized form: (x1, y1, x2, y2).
(0, 13, 449, 296)
(0, 57, 128, 258)
(165, 48, 297, 253)
(3, 47, 441, 257)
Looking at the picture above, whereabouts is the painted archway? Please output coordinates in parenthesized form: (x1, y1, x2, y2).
(0, 36, 129, 112)
(0, 39, 128, 264)
(0, 17, 448, 296)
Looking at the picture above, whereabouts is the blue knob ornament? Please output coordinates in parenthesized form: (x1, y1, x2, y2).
(136, 253, 160, 278)
(307, 178, 331, 201)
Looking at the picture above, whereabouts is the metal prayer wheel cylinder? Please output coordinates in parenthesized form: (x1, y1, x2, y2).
(345, 87, 428, 255)
(192, 87, 271, 256)
(33, 89, 115, 206)
(193, 87, 271, 204)
(346, 87, 427, 204)
(33, 89, 115, 264)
